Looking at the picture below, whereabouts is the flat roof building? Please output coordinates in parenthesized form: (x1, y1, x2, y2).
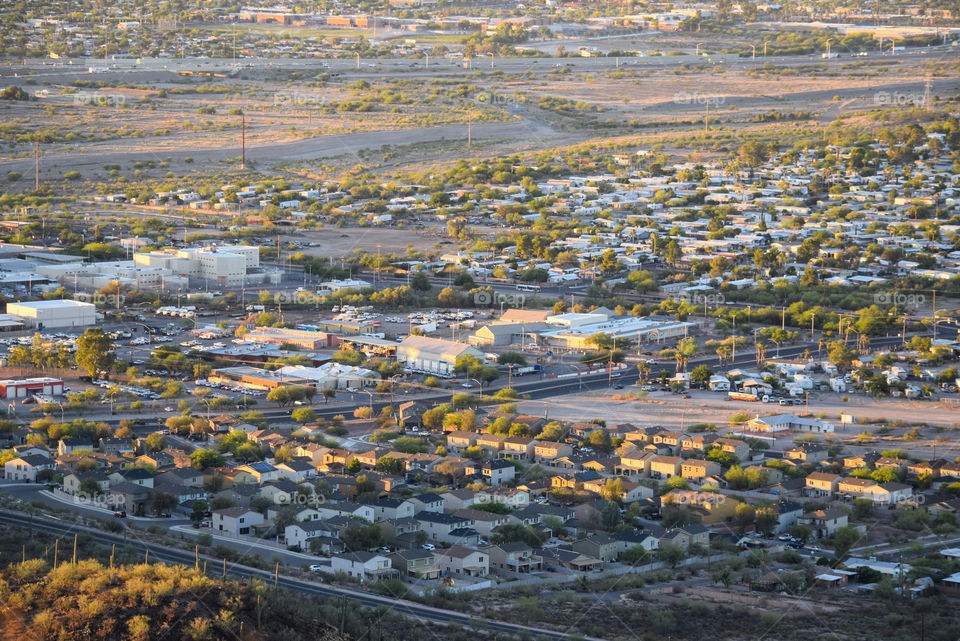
(7, 300, 96, 329)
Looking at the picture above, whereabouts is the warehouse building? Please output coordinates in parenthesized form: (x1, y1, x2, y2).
(242, 327, 337, 350)
(7, 300, 96, 329)
(397, 336, 483, 375)
(0, 377, 65, 398)
(208, 366, 315, 390)
(275, 363, 379, 390)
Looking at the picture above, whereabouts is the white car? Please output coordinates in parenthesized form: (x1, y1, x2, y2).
(421, 543, 435, 551)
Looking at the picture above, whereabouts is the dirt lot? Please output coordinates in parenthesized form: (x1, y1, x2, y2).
(519, 387, 960, 459)
(2, 53, 957, 187)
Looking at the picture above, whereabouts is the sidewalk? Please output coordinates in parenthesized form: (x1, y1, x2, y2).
(39, 489, 167, 522)
(170, 524, 324, 563)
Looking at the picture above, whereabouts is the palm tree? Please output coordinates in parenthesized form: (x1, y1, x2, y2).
(638, 362, 651, 382)
(755, 342, 767, 367)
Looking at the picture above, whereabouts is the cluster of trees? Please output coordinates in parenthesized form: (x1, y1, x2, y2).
(266, 385, 316, 407)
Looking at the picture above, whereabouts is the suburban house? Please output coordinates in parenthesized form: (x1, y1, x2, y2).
(4, 454, 55, 482)
(571, 534, 619, 562)
(212, 507, 264, 536)
(484, 542, 543, 573)
(330, 552, 397, 582)
(283, 520, 344, 554)
(234, 462, 281, 484)
(389, 548, 440, 579)
(275, 460, 317, 482)
(533, 441, 573, 463)
(481, 459, 516, 486)
(63, 471, 109, 495)
(445, 430, 478, 451)
(746, 414, 834, 433)
(837, 478, 913, 506)
(649, 456, 683, 479)
(680, 458, 721, 481)
(540, 547, 603, 572)
(615, 450, 655, 477)
(805, 472, 841, 497)
(502, 436, 536, 460)
(798, 508, 849, 538)
(435, 545, 489, 577)
(658, 524, 709, 550)
(415, 511, 479, 545)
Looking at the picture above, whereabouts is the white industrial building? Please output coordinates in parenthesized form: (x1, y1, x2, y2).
(396, 336, 484, 375)
(275, 364, 379, 390)
(7, 300, 96, 329)
(134, 245, 279, 287)
(538, 310, 695, 349)
(36, 261, 188, 292)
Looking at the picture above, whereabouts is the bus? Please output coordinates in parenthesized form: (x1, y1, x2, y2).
(516, 283, 541, 293)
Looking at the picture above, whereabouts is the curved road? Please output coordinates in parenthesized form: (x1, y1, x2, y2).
(0, 510, 602, 641)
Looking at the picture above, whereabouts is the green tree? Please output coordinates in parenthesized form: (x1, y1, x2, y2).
(375, 456, 404, 475)
(291, 407, 317, 423)
(151, 491, 177, 515)
(190, 499, 209, 526)
(75, 328, 114, 378)
(623, 545, 650, 565)
(690, 364, 714, 385)
(832, 526, 861, 559)
(190, 450, 226, 472)
(658, 544, 686, 568)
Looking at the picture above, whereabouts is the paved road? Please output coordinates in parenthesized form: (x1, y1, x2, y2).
(0, 510, 603, 641)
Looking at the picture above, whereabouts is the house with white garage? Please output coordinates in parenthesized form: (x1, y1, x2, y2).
(284, 520, 344, 553)
(3, 453, 55, 481)
(212, 507, 264, 536)
(435, 545, 489, 577)
(330, 552, 397, 582)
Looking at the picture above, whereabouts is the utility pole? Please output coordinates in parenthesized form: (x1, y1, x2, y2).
(240, 113, 246, 170)
(467, 116, 472, 148)
(34, 141, 40, 191)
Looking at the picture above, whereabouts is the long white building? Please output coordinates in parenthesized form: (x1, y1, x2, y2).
(7, 300, 96, 329)
(134, 245, 277, 287)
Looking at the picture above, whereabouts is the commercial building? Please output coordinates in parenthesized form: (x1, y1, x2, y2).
(134, 245, 279, 287)
(397, 336, 484, 375)
(539, 313, 694, 349)
(0, 377, 65, 398)
(209, 366, 315, 390)
(7, 300, 96, 329)
(274, 363, 378, 390)
(242, 327, 337, 350)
